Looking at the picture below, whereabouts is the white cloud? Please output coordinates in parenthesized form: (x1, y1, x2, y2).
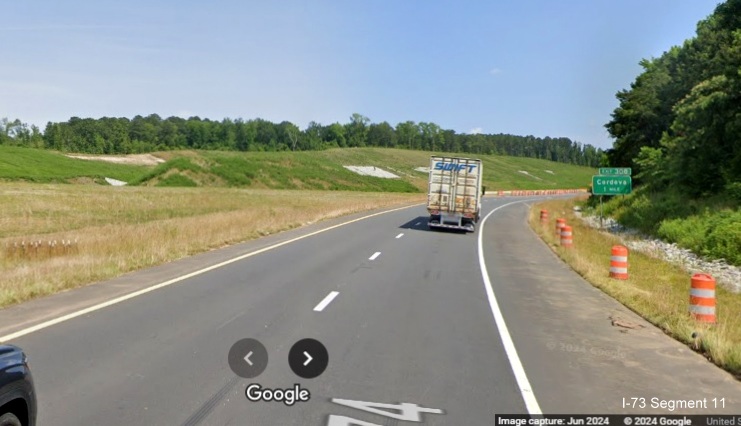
(489, 68, 502, 75)
(469, 127, 483, 134)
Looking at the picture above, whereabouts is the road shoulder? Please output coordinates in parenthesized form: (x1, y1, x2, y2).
(481, 202, 741, 414)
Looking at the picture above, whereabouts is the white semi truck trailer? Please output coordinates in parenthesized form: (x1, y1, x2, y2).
(426, 156, 483, 232)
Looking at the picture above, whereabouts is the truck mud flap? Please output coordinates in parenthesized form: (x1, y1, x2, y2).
(428, 222, 475, 232)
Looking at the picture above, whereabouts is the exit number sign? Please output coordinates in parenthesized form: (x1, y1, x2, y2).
(598, 167, 631, 176)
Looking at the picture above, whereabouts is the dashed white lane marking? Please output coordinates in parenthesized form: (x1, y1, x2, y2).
(313, 291, 340, 312)
(395, 233, 404, 239)
(215, 312, 244, 331)
(0, 203, 421, 343)
(478, 199, 542, 415)
(369, 252, 381, 261)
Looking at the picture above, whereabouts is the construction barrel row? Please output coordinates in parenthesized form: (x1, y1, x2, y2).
(538, 208, 717, 325)
(494, 189, 588, 196)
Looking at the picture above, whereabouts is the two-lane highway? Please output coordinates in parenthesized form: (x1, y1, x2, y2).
(3, 197, 740, 425)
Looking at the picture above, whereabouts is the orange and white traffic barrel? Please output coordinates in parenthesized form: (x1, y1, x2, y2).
(540, 209, 549, 224)
(609, 245, 629, 280)
(689, 273, 716, 324)
(555, 218, 566, 236)
(560, 225, 573, 247)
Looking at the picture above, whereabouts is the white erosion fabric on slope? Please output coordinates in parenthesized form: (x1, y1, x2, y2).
(344, 166, 399, 178)
(518, 170, 542, 181)
(105, 177, 128, 186)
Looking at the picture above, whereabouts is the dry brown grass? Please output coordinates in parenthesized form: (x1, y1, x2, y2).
(529, 198, 741, 377)
(0, 183, 424, 308)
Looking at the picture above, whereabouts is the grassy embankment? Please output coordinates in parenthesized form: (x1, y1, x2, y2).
(0, 145, 148, 183)
(0, 145, 594, 308)
(528, 197, 741, 377)
(0, 145, 595, 191)
(138, 148, 594, 191)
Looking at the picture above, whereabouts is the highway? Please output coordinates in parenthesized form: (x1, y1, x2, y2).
(2, 197, 740, 425)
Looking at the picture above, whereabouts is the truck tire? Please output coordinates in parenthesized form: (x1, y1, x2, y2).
(0, 413, 22, 426)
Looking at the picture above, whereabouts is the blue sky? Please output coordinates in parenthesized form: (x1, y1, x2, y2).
(1, 1, 722, 149)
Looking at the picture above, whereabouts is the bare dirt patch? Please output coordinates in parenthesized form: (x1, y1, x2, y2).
(66, 177, 100, 185)
(66, 153, 165, 166)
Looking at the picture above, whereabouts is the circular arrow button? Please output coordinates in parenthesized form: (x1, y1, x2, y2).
(228, 338, 268, 379)
(288, 338, 328, 379)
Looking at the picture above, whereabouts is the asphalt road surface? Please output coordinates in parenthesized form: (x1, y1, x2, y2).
(2, 197, 740, 425)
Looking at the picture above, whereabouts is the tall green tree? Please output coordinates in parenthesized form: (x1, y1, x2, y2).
(367, 121, 396, 147)
(345, 113, 370, 147)
(395, 121, 419, 149)
(606, 0, 741, 189)
(277, 121, 301, 151)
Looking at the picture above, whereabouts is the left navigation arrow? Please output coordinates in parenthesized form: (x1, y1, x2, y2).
(228, 338, 268, 378)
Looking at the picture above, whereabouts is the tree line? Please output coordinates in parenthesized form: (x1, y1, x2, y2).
(605, 0, 740, 197)
(1, 112, 603, 167)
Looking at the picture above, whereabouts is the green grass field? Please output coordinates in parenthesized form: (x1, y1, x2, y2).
(0, 145, 594, 191)
(0, 145, 148, 183)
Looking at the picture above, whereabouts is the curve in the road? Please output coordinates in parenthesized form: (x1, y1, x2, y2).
(478, 200, 542, 415)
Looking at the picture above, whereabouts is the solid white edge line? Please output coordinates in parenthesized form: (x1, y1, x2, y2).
(368, 252, 381, 260)
(313, 291, 340, 312)
(1, 203, 421, 343)
(395, 233, 404, 239)
(478, 199, 543, 415)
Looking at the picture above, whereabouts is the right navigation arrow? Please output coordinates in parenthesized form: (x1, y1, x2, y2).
(288, 338, 328, 379)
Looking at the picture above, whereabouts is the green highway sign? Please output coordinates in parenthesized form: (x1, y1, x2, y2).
(598, 167, 632, 176)
(592, 175, 632, 195)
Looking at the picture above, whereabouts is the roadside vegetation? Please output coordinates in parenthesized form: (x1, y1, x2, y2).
(0, 145, 147, 183)
(0, 141, 593, 309)
(129, 150, 421, 192)
(601, 0, 740, 265)
(529, 198, 741, 378)
(542, 1, 741, 375)
(0, 145, 595, 191)
(0, 183, 425, 308)
(587, 189, 741, 266)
